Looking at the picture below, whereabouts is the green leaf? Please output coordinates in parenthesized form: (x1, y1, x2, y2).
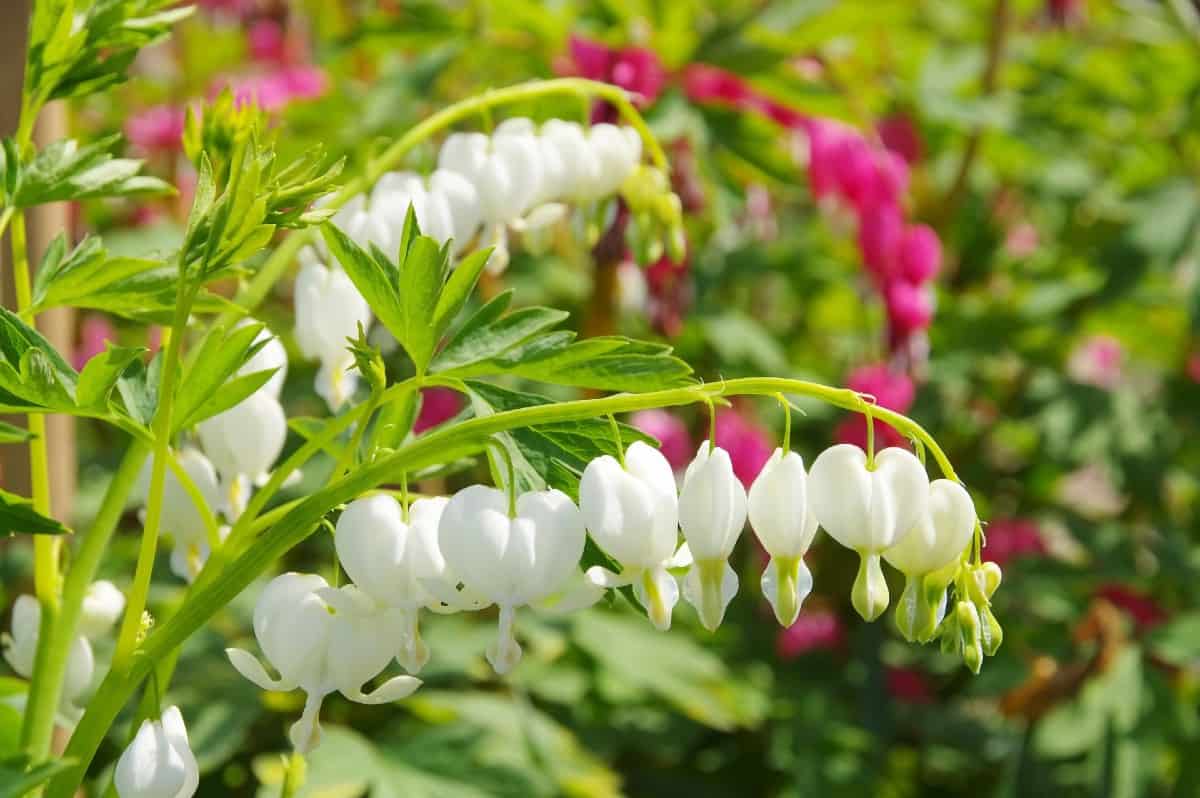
(432, 247, 492, 336)
(432, 305, 568, 374)
(396, 234, 448, 372)
(0, 488, 70, 536)
(75, 344, 146, 410)
(321, 223, 408, 352)
(499, 335, 694, 392)
(0, 421, 33, 444)
(116, 352, 161, 427)
(0, 756, 75, 798)
(0, 308, 78, 412)
(13, 135, 172, 207)
(173, 322, 267, 432)
(185, 369, 278, 428)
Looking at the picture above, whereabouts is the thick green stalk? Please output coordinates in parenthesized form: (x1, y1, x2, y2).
(11, 208, 62, 760)
(47, 376, 959, 797)
(111, 287, 194, 669)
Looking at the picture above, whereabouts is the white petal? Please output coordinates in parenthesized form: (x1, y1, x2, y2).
(78, 580, 125, 639)
(884, 479, 975, 576)
(679, 444, 746, 560)
(486, 605, 522, 675)
(761, 556, 813, 628)
(748, 449, 817, 558)
(681, 559, 738, 632)
(343, 674, 422, 705)
(632, 566, 680, 631)
(225, 648, 294, 692)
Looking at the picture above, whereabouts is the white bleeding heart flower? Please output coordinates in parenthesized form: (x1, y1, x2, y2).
(747, 449, 819, 627)
(78, 580, 126, 639)
(196, 391, 286, 520)
(439, 129, 543, 224)
(579, 441, 688, 630)
(2, 595, 95, 722)
(584, 123, 642, 198)
(429, 168, 482, 251)
(540, 120, 602, 202)
(114, 705, 198, 798)
(885, 479, 977, 641)
(235, 319, 288, 399)
(168, 524, 230, 584)
(370, 171, 453, 249)
(438, 485, 586, 674)
(678, 442, 748, 631)
(226, 572, 420, 753)
(138, 448, 220, 582)
(335, 494, 483, 673)
(331, 194, 394, 256)
(293, 253, 372, 411)
(808, 444, 929, 621)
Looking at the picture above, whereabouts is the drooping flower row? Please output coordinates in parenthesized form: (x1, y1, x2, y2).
(225, 436, 998, 754)
(294, 118, 656, 409)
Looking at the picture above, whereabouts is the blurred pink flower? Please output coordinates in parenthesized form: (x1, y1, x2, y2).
(776, 608, 844, 658)
(564, 35, 665, 116)
(847, 364, 915, 413)
(1096, 584, 1167, 630)
(147, 325, 164, 355)
(247, 18, 287, 64)
(1188, 352, 1200, 383)
(1067, 335, 1123, 390)
(222, 65, 327, 112)
(885, 280, 934, 336)
(631, 409, 693, 471)
(413, 387, 462, 434)
(897, 224, 942, 284)
(858, 202, 903, 277)
(1047, 0, 1085, 26)
(125, 105, 185, 154)
(887, 666, 934, 704)
(74, 315, 116, 371)
(1057, 463, 1126, 520)
(877, 112, 923, 165)
(644, 254, 691, 337)
(982, 518, 1045, 566)
(714, 407, 773, 485)
(1004, 222, 1039, 258)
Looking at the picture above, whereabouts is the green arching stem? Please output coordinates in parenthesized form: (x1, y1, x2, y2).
(47, 375, 963, 798)
(166, 448, 221, 550)
(210, 78, 666, 332)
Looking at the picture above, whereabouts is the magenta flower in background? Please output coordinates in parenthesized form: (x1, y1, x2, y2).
(885, 280, 934, 336)
(125, 105, 186, 154)
(630, 409, 693, 470)
(776, 608, 844, 658)
(847, 364, 916, 413)
(221, 65, 327, 112)
(1095, 584, 1168, 630)
(858, 202, 903, 277)
(644, 254, 691, 338)
(714, 407, 773, 485)
(563, 35, 666, 118)
(1187, 352, 1200, 383)
(1067, 334, 1123, 390)
(877, 112, 923, 165)
(886, 666, 934, 704)
(413, 387, 463, 434)
(897, 224, 942, 284)
(73, 315, 116, 371)
(982, 518, 1045, 566)
(247, 18, 287, 64)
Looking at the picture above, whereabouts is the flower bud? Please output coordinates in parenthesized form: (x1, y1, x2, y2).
(2, 595, 95, 721)
(955, 600, 984, 674)
(808, 444, 929, 620)
(679, 442, 747, 631)
(79, 580, 126, 639)
(235, 319, 288, 399)
(114, 705, 198, 798)
(293, 256, 372, 411)
(748, 449, 819, 627)
(580, 442, 684, 630)
(438, 486, 586, 673)
(196, 391, 286, 519)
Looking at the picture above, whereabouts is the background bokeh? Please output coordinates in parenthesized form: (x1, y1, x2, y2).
(5, 1, 1200, 795)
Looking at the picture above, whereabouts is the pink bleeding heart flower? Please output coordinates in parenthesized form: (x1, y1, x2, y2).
(567, 35, 614, 81)
(1095, 584, 1168, 630)
(413, 387, 462, 434)
(609, 47, 666, 106)
(1187, 352, 1200, 384)
(897, 224, 942, 284)
(222, 65, 327, 112)
(885, 279, 933, 335)
(858, 202, 904, 277)
(877, 112, 923, 165)
(1067, 335, 1123, 391)
(847, 364, 915, 413)
(74, 315, 117, 371)
(886, 666, 934, 704)
(125, 105, 186, 154)
(247, 18, 288, 64)
(776, 608, 844, 658)
(713, 407, 773, 486)
(982, 518, 1044, 566)
(630, 409, 693, 471)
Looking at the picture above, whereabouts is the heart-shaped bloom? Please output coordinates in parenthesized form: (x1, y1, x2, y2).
(335, 494, 484, 673)
(331, 194, 394, 256)
(584, 123, 642, 198)
(226, 572, 420, 752)
(678, 442, 747, 631)
(114, 705, 198, 798)
(808, 444, 929, 621)
(885, 479, 976, 641)
(579, 441, 689, 630)
(235, 319, 288, 399)
(196, 391, 286, 519)
(79, 579, 126, 639)
(439, 129, 544, 224)
(438, 486, 586, 673)
(540, 120, 602, 202)
(748, 449, 819, 627)
(293, 253, 372, 410)
(2, 595, 95, 722)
